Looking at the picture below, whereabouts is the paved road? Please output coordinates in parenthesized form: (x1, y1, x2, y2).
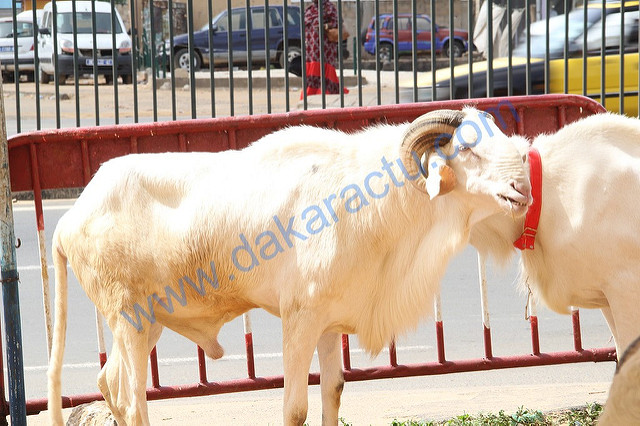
(11, 199, 615, 405)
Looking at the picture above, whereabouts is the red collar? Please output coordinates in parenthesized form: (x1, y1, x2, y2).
(514, 148, 542, 250)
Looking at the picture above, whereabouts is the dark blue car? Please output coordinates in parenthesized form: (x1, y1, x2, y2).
(160, 6, 302, 71)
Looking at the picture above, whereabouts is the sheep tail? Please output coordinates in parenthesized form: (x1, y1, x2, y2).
(48, 233, 68, 425)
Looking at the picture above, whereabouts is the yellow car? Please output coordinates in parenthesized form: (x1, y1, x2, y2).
(401, 4, 639, 117)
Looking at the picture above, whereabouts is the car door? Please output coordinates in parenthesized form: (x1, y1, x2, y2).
(415, 16, 433, 51)
(37, 9, 53, 73)
(210, 9, 246, 63)
(248, 7, 283, 63)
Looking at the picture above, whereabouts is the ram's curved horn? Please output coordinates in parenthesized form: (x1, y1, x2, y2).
(400, 109, 465, 194)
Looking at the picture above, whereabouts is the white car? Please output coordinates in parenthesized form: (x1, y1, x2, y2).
(38, 1, 133, 84)
(0, 17, 36, 82)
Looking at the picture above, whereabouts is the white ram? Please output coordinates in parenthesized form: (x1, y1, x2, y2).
(48, 108, 531, 425)
(470, 112, 640, 360)
(598, 334, 640, 424)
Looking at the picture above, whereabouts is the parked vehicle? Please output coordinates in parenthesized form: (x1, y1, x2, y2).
(0, 16, 36, 82)
(37, 1, 133, 85)
(16, 9, 44, 27)
(399, 4, 639, 116)
(363, 13, 469, 62)
(160, 5, 303, 71)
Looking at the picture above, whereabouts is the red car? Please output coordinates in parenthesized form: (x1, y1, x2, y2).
(363, 14, 469, 62)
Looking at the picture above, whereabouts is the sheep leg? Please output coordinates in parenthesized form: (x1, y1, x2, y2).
(97, 320, 162, 426)
(601, 307, 618, 349)
(317, 332, 344, 426)
(281, 309, 323, 426)
(603, 288, 640, 357)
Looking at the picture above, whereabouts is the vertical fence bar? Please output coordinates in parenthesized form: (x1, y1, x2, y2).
(52, 0, 61, 128)
(477, 253, 493, 359)
(283, 0, 291, 112)
(529, 295, 540, 355)
(389, 340, 398, 367)
(149, 346, 160, 388)
(448, 0, 455, 100)
(149, 0, 158, 121)
(243, 312, 256, 379)
(619, 7, 625, 115)
(468, 0, 474, 98)
(544, 0, 550, 94)
(110, 0, 120, 124)
(581, 1, 587, 97)
(318, 0, 326, 109)
(71, 1, 80, 127)
(393, 0, 399, 104)
(563, 0, 568, 95)
(227, 0, 235, 116)
(32, 0, 42, 131)
(91, 0, 100, 125)
(197, 346, 208, 383)
(355, 0, 362, 107)
(486, 0, 493, 97)
(374, 0, 381, 105)
(429, 0, 436, 102)
(600, 0, 606, 108)
(507, 0, 512, 96)
(341, 334, 351, 371)
(571, 307, 583, 352)
(265, 0, 272, 114)
(10, 4, 19, 135)
(206, 0, 215, 118)
(245, 0, 253, 116)
(187, 0, 196, 119)
(0, 75, 26, 425)
(28, 144, 52, 357)
(434, 295, 445, 363)
(129, 0, 140, 123)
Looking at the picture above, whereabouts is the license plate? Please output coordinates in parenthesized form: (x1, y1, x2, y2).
(0, 46, 13, 52)
(86, 58, 113, 66)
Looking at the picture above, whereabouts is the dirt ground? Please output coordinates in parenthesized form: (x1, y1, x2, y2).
(23, 381, 610, 425)
(1, 69, 399, 132)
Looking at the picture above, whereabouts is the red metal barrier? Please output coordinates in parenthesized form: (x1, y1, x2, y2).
(5, 95, 617, 417)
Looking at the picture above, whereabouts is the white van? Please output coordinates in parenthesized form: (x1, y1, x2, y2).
(38, 1, 133, 84)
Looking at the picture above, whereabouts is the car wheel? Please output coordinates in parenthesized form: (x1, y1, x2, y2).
(2, 72, 14, 83)
(279, 45, 301, 69)
(39, 67, 50, 84)
(444, 40, 465, 58)
(57, 74, 66, 85)
(105, 75, 113, 85)
(25, 72, 35, 83)
(378, 43, 392, 63)
(121, 74, 133, 84)
(174, 48, 201, 72)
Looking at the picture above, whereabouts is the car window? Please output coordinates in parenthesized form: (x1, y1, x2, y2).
(0, 21, 33, 38)
(513, 7, 602, 57)
(397, 17, 411, 31)
(56, 12, 123, 34)
(584, 11, 640, 51)
(250, 8, 282, 30)
(216, 9, 245, 32)
(286, 7, 300, 27)
(416, 17, 431, 31)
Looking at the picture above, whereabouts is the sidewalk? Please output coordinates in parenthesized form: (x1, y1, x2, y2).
(25, 380, 611, 425)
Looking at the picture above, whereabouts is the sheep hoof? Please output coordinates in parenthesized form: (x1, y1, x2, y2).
(66, 401, 116, 426)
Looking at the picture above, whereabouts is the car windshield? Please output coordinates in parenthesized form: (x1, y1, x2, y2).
(0, 21, 34, 38)
(513, 8, 601, 58)
(56, 12, 123, 34)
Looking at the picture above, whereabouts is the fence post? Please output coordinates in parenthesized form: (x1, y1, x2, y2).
(0, 76, 26, 424)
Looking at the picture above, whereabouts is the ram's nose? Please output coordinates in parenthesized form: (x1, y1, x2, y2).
(511, 180, 533, 206)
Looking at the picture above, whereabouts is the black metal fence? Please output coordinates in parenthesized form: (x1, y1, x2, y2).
(1, 0, 638, 137)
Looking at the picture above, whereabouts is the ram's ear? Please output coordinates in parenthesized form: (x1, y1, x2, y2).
(425, 151, 457, 200)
